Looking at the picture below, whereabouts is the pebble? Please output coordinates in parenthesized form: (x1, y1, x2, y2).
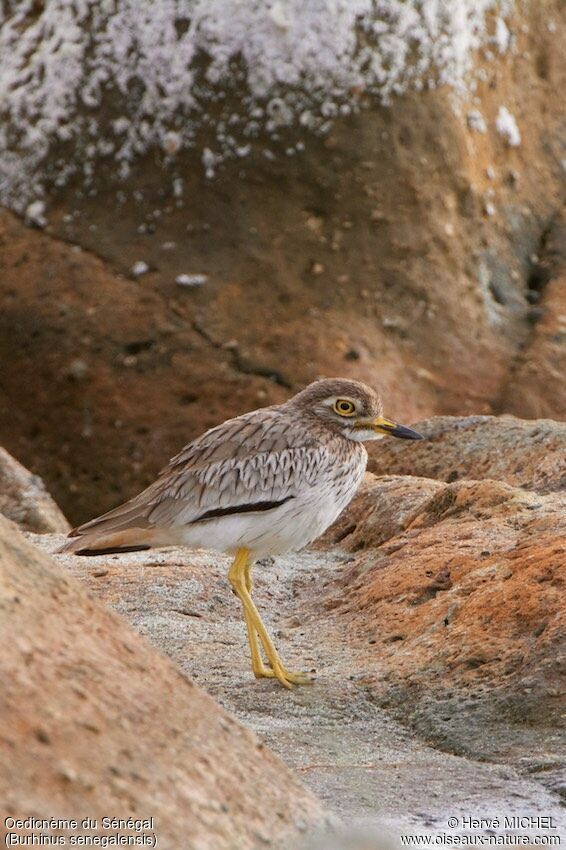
(130, 261, 149, 277)
(67, 359, 89, 381)
(176, 274, 208, 287)
(25, 200, 47, 228)
(35, 728, 51, 744)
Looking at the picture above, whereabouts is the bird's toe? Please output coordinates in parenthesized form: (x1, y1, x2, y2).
(254, 664, 314, 687)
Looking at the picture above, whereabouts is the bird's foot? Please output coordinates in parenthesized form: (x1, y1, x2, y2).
(253, 661, 313, 687)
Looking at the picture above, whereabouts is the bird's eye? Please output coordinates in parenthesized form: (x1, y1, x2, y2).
(333, 399, 356, 416)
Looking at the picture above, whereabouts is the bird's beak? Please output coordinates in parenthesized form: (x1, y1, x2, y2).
(368, 416, 424, 440)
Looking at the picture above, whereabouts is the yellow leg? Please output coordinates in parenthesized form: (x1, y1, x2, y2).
(241, 560, 268, 677)
(228, 548, 312, 688)
(242, 560, 310, 683)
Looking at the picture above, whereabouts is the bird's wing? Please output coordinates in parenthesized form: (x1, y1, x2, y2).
(67, 408, 328, 540)
(147, 408, 328, 526)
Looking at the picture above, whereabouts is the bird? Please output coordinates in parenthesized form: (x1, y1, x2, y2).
(58, 378, 423, 688)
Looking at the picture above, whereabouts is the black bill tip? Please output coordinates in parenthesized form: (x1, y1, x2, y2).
(381, 422, 424, 440)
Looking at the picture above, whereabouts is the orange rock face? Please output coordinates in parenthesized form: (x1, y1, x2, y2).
(0, 210, 288, 524)
(319, 413, 565, 784)
(500, 271, 566, 420)
(325, 475, 564, 702)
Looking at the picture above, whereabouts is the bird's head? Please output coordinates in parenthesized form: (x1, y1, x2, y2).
(289, 378, 424, 442)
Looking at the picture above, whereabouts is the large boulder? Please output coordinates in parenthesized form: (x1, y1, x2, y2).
(325, 474, 565, 708)
(0, 516, 328, 848)
(368, 415, 566, 493)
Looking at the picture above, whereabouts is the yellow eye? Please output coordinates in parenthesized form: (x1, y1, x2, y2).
(333, 398, 356, 416)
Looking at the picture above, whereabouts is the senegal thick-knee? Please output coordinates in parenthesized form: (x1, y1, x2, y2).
(59, 378, 423, 688)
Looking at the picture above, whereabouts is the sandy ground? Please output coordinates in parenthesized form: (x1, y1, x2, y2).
(40, 536, 565, 840)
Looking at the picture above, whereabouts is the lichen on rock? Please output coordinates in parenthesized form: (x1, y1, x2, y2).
(0, 0, 513, 207)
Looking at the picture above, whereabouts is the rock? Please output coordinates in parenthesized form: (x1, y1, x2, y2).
(130, 260, 150, 276)
(0, 447, 70, 533)
(495, 106, 521, 147)
(368, 415, 566, 493)
(327, 474, 564, 693)
(24, 200, 47, 228)
(500, 272, 566, 419)
(0, 516, 328, 847)
(176, 273, 208, 287)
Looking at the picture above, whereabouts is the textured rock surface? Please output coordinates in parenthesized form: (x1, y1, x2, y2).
(0, 516, 329, 849)
(0, 2, 517, 208)
(324, 474, 565, 708)
(500, 271, 566, 420)
(0, 3, 565, 525)
(368, 415, 566, 492)
(0, 446, 70, 532)
(498, 213, 566, 420)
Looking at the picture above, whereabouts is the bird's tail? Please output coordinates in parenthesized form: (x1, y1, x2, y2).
(56, 495, 175, 556)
